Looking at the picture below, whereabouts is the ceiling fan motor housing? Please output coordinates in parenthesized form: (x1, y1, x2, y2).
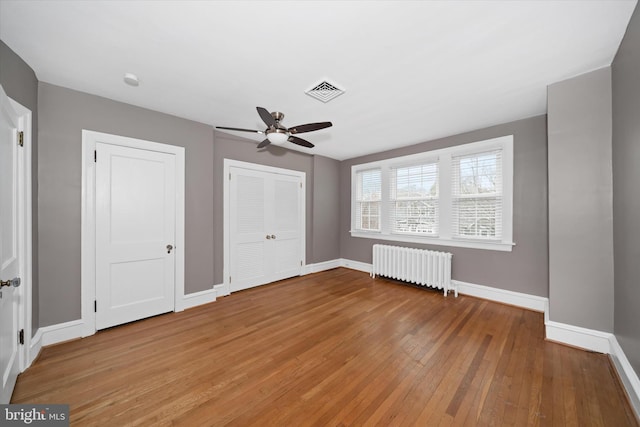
(271, 111, 285, 122)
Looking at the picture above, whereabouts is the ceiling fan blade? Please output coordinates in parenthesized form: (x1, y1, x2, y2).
(257, 107, 276, 127)
(288, 135, 314, 148)
(216, 126, 264, 134)
(288, 122, 332, 134)
(257, 138, 271, 149)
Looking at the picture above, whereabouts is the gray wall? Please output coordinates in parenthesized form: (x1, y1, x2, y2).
(36, 82, 342, 325)
(612, 4, 640, 376)
(339, 115, 549, 297)
(547, 67, 614, 332)
(38, 83, 214, 327)
(0, 40, 39, 334)
(312, 155, 341, 263)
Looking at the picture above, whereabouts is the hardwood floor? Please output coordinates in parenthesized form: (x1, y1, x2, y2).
(12, 268, 639, 426)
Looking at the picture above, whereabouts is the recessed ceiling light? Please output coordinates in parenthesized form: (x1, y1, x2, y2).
(123, 73, 139, 86)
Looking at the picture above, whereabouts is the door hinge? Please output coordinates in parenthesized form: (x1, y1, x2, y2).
(19, 329, 24, 345)
(94, 300, 97, 312)
(18, 131, 24, 147)
(94, 150, 97, 162)
(300, 260, 303, 266)
(229, 276, 231, 283)
(300, 182, 302, 188)
(229, 172, 231, 180)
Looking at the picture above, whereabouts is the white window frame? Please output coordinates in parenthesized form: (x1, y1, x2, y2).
(388, 159, 440, 237)
(354, 168, 382, 232)
(350, 135, 514, 252)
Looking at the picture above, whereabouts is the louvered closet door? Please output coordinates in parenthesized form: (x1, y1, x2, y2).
(229, 167, 303, 293)
(271, 175, 303, 280)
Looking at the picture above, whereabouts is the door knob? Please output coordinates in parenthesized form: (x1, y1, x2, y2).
(266, 235, 271, 240)
(166, 244, 174, 254)
(271, 235, 276, 239)
(0, 277, 21, 288)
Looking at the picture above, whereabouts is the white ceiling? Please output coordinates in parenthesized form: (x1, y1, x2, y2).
(0, 1, 636, 160)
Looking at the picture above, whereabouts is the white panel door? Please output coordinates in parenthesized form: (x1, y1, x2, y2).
(96, 143, 176, 330)
(229, 166, 303, 293)
(0, 87, 21, 404)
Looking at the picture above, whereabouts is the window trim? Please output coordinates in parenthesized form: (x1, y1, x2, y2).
(354, 168, 382, 232)
(350, 135, 514, 252)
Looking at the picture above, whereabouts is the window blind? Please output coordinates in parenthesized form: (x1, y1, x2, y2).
(451, 149, 502, 239)
(389, 162, 439, 235)
(355, 169, 381, 231)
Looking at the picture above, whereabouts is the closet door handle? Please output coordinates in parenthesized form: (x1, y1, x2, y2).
(0, 277, 20, 288)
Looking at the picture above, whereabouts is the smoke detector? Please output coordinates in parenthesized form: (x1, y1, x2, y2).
(123, 73, 139, 86)
(305, 79, 345, 103)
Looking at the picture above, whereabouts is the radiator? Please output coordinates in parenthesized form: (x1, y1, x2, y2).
(371, 244, 456, 297)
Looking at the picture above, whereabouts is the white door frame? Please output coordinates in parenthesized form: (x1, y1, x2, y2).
(4, 94, 33, 371)
(222, 159, 306, 296)
(81, 130, 185, 337)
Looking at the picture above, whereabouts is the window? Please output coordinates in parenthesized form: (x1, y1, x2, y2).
(452, 150, 502, 239)
(390, 162, 439, 236)
(351, 136, 513, 251)
(354, 169, 381, 231)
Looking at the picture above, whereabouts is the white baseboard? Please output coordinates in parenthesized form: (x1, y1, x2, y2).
(340, 261, 549, 313)
(304, 259, 341, 275)
(214, 283, 229, 297)
(28, 289, 217, 366)
(544, 319, 613, 354)
(453, 280, 548, 312)
(609, 335, 640, 419)
(339, 258, 372, 274)
(543, 299, 615, 355)
(29, 328, 43, 366)
(40, 319, 84, 347)
(179, 288, 217, 310)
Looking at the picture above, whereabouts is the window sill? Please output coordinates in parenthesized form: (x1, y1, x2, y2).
(350, 231, 515, 252)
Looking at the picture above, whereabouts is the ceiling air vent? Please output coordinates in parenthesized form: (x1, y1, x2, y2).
(305, 79, 345, 103)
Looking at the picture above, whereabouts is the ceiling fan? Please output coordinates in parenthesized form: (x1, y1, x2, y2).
(216, 107, 332, 149)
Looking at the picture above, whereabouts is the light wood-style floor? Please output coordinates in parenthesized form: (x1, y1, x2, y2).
(12, 268, 639, 426)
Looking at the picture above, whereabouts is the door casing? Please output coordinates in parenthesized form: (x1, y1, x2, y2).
(81, 130, 185, 338)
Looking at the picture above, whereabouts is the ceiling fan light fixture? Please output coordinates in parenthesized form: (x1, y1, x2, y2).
(267, 131, 289, 145)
